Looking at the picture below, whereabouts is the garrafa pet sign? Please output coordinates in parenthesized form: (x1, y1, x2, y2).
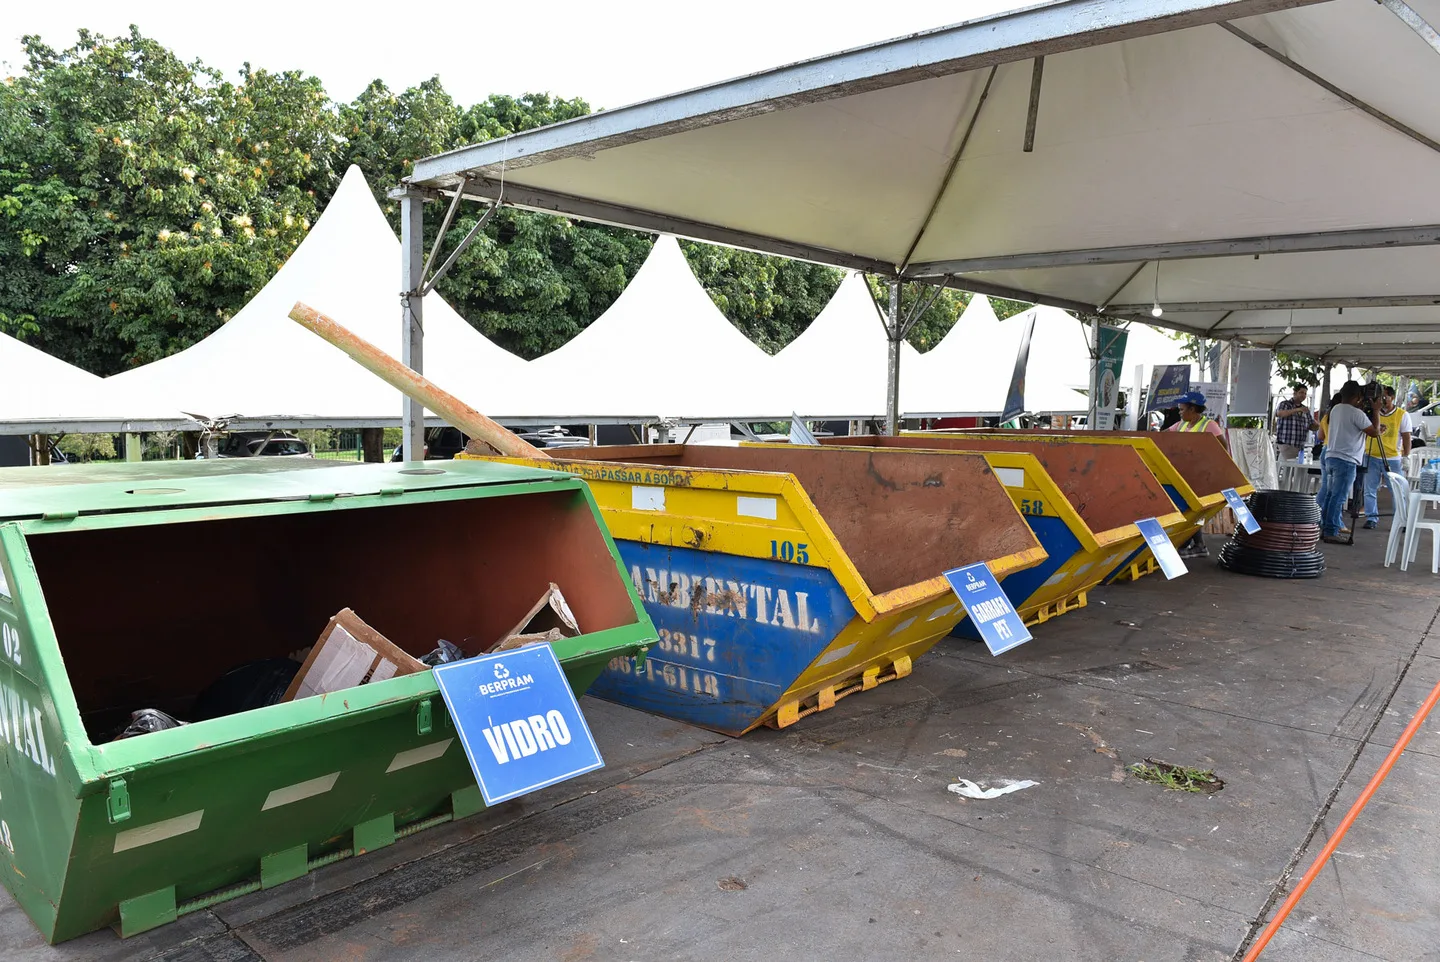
(433, 644, 603, 805)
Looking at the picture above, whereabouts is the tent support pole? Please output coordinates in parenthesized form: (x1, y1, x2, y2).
(1377, 0, 1440, 56)
(124, 434, 142, 463)
(1086, 317, 1101, 429)
(400, 189, 427, 462)
(1023, 57, 1045, 152)
(885, 281, 902, 436)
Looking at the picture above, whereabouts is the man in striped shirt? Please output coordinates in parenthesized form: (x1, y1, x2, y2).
(1274, 384, 1317, 461)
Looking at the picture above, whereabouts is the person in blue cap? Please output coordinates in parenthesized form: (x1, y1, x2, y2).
(1166, 389, 1226, 558)
(1167, 390, 1226, 442)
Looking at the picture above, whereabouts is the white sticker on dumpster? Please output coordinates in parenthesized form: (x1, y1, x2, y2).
(0, 564, 10, 602)
(631, 486, 666, 511)
(433, 644, 603, 806)
(736, 496, 777, 520)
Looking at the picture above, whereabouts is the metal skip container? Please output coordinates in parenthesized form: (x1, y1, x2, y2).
(0, 460, 656, 943)
(461, 444, 1046, 735)
(969, 430, 1255, 582)
(813, 437, 1186, 624)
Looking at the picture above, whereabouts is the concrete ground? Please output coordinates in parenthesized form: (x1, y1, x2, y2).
(6, 513, 1440, 961)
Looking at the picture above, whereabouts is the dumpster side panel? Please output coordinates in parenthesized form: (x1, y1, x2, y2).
(595, 541, 853, 735)
(57, 696, 478, 941)
(668, 446, 1039, 597)
(817, 438, 1163, 621)
(0, 525, 86, 944)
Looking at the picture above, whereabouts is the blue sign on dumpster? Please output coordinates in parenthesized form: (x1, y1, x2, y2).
(1222, 488, 1261, 534)
(1135, 517, 1188, 580)
(433, 644, 603, 805)
(944, 561, 1033, 656)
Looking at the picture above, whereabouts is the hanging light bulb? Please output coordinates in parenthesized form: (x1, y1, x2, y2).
(1151, 303, 1164, 317)
(1150, 260, 1163, 317)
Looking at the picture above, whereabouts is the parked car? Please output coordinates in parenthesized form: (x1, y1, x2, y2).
(391, 425, 591, 461)
(211, 432, 312, 458)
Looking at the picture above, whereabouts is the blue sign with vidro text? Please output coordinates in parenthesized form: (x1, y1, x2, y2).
(944, 562, 1033, 656)
(432, 644, 603, 806)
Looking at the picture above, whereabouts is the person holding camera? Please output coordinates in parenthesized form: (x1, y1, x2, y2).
(1360, 385, 1412, 529)
(1319, 381, 1382, 544)
(1275, 384, 1318, 461)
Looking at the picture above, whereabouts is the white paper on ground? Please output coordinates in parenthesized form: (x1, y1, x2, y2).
(947, 778, 1039, 799)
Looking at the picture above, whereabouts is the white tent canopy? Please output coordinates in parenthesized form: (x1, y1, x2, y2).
(0, 333, 183, 435)
(904, 299, 1089, 416)
(85, 165, 531, 430)
(524, 235, 789, 420)
(771, 272, 918, 420)
(408, 0, 1440, 387)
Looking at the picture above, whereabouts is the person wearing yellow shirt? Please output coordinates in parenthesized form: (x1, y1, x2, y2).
(1361, 385, 1412, 529)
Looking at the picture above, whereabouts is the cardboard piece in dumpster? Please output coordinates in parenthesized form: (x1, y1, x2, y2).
(490, 583, 580, 653)
(284, 608, 426, 700)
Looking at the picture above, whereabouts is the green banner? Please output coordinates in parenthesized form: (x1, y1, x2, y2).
(1092, 325, 1128, 429)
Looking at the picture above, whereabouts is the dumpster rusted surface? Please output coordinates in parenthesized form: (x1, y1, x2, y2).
(954, 429, 1254, 581)
(821, 435, 1187, 610)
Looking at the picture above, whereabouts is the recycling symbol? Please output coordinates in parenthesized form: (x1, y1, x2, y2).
(493, 663, 510, 680)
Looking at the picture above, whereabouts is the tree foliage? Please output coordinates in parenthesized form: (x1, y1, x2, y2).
(0, 27, 1038, 373)
(0, 28, 332, 373)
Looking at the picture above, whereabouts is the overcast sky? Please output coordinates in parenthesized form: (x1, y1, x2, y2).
(3, 1, 1028, 110)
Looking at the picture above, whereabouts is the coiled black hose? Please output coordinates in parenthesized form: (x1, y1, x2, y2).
(1218, 489, 1325, 579)
(1245, 490, 1322, 526)
(1218, 542, 1326, 578)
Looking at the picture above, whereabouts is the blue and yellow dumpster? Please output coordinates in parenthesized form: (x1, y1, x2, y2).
(967, 430, 1254, 582)
(463, 443, 1045, 735)
(812, 436, 1185, 623)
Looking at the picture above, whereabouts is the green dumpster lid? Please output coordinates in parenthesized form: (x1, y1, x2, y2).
(0, 459, 575, 522)
(0, 457, 351, 491)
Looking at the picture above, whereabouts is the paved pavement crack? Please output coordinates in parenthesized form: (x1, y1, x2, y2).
(1229, 604, 1440, 961)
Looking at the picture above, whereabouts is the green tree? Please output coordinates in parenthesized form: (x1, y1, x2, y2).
(680, 243, 841, 354)
(0, 28, 334, 373)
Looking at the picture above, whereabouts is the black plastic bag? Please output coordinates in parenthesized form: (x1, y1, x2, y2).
(420, 638, 466, 666)
(192, 658, 301, 721)
(111, 708, 185, 741)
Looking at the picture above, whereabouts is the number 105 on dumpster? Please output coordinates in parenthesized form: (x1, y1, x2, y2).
(944, 562, 1033, 656)
(433, 644, 604, 806)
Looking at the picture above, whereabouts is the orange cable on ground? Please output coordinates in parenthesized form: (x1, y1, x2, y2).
(1242, 670, 1440, 960)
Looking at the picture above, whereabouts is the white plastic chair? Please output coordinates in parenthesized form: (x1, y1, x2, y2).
(1385, 472, 1411, 567)
(1397, 474, 1440, 573)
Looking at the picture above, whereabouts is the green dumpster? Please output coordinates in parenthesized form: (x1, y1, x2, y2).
(0, 460, 655, 943)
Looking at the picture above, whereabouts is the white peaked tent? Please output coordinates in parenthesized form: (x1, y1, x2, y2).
(2, 334, 147, 435)
(771, 272, 918, 420)
(904, 298, 1089, 417)
(98, 165, 529, 428)
(525, 235, 789, 420)
(903, 295, 1001, 416)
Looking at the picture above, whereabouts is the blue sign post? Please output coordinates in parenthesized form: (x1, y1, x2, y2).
(1135, 518, 1188, 579)
(432, 645, 604, 806)
(1222, 488, 1261, 534)
(944, 562, 1033, 656)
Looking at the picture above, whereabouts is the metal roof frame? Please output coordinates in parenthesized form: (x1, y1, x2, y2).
(400, 0, 1440, 431)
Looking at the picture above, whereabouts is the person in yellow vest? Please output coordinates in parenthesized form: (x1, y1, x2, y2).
(1166, 390, 1227, 558)
(1167, 391, 1227, 448)
(1361, 385, 1412, 529)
